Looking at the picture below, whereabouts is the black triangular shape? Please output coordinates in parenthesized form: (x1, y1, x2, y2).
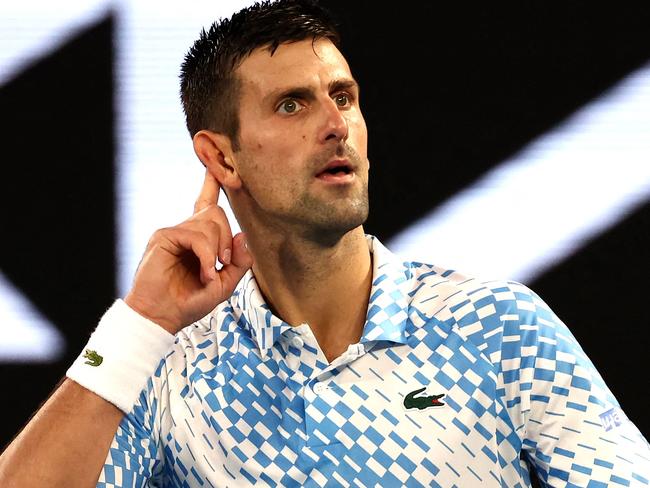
(0, 13, 115, 445)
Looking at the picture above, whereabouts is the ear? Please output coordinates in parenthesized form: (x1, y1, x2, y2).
(193, 130, 242, 191)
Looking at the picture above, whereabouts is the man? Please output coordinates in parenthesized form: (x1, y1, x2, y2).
(1, 0, 648, 486)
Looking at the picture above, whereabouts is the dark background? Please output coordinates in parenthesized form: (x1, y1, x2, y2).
(1, 1, 649, 479)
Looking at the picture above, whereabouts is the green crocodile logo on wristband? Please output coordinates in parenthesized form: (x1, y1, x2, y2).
(83, 349, 103, 367)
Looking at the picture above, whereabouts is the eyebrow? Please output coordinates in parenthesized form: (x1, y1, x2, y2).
(265, 78, 360, 106)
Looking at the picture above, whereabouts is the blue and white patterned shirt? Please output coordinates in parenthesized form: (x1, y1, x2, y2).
(99, 235, 650, 487)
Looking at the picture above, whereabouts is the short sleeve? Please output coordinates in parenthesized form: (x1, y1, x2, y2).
(507, 285, 650, 486)
(96, 360, 166, 487)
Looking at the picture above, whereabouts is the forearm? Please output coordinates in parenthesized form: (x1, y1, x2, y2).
(0, 378, 123, 487)
(0, 300, 177, 487)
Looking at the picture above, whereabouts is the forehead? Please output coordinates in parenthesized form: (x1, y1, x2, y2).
(236, 38, 354, 97)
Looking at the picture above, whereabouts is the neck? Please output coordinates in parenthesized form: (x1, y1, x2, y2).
(246, 226, 372, 363)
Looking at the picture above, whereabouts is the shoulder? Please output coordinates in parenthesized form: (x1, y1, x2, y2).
(407, 260, 544, 321)
(405, 260, 567, 360)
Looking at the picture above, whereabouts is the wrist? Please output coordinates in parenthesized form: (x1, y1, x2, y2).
(123, 293, 180, 334)
(66, 299, 176, 413)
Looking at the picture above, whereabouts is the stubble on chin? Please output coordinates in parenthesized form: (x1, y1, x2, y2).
(298, 183, 368, 228)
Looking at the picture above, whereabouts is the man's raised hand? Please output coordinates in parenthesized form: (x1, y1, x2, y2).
(124, 170, 252, 334)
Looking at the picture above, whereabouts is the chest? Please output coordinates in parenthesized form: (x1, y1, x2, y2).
(159, 328, 527, 487)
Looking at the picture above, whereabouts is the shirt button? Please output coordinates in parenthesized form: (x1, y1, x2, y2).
(313, 382, 326, 394)
(290, 336, 304, 348)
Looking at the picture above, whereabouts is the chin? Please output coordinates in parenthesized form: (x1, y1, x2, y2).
(307, 205, 369, 247)
(288, 189, 369, 244)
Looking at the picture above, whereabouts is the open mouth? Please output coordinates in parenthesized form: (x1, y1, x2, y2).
(320, 165, 352, 177)
(316, 159, 355, 182)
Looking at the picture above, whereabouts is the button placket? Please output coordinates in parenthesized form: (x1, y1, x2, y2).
(282, 329, 304, 373)
(304, 378, 339, 447)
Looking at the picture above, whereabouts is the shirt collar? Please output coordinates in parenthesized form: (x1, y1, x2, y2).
(231, 234, 412, 354)
(360, 235, 410, 345)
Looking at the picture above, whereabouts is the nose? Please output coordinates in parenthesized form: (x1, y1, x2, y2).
(318, 97, 348, 144)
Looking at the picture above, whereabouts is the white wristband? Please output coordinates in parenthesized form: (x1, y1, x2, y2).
(66, 299, 176, 413)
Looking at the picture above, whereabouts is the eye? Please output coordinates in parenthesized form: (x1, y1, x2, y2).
(277, 99, 303, 114)
(334, 93, 351, 108)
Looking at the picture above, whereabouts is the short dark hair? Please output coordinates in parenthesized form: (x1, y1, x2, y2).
(179, 0, 340, 150)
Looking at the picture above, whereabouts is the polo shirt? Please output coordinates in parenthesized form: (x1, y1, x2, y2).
(98, 235, 650, 487)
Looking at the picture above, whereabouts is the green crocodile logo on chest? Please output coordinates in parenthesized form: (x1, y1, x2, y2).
(403, 386, 445, 410)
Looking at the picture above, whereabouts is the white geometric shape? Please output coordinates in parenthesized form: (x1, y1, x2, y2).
(0, 0, 110, 86)
(388, 62, 650, 283)
(0, 272, 65, 362)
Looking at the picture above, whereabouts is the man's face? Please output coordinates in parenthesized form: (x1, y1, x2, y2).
(230, 38, 369, 243)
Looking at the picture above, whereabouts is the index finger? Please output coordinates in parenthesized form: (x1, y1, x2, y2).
(194, 169, 221, 214)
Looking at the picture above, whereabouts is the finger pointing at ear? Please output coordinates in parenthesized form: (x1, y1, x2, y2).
(194, 169, 221, 214)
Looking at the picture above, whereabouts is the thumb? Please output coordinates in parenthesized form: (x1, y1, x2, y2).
(217, 232, 253, 294)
